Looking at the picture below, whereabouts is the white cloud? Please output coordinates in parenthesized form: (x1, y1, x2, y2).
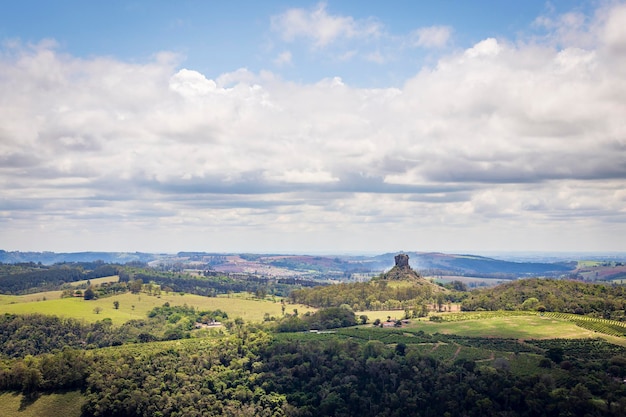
(271, 2, 381, 48)
(169, 69, 217, 97)
(2, 3, 626, 252)
(267, 169, 339, 184)
(410, 25, 452, 48)
(273, 50, 293, 67)
(602, 3, 626, 54)
(464, 38, 501, 58)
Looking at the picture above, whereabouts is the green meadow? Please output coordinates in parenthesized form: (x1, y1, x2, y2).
(68, 275, 121, 287)
(0, 391, 84, 417)
(0, 290, 314, 325)
(408, 314, 597, 339)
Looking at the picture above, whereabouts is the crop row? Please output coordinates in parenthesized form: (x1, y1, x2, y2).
(431, 310, 536, 322)
(543, 312, 626, 337)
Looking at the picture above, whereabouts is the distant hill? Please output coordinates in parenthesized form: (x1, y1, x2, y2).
(375, 253, 421, 280)
(0, 249, 583, 279)
(0, 250, 160, 265)
(289, 254, 446, 310)
(373, 251, 574, 278)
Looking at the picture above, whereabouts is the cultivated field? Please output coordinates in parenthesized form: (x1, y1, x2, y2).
(409, 314, 597, 339)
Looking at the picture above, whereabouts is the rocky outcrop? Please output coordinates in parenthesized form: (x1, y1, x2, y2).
(381, 253, 422, 281)
(394, 253, 410, 268)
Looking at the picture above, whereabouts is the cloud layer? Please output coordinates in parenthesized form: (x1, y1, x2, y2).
(1, 3, 626, 252)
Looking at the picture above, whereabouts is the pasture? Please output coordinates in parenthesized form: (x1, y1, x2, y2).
(0, 390, 84, 417)
(68, 275, 120, 287)
(0, 290, 314, 325)
(409, 314, 597, 339)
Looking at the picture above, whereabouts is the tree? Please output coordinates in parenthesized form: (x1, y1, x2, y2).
(129, 279, 143, 294)
(521, 297, 539, 311)
(436, 293, 445, 312)
(84, 287, 96, 300)
(93, 307, 102, 314)
(546, 347, 564, 364)
(113, 300, 119, 310)
(255, 286, 268, 299)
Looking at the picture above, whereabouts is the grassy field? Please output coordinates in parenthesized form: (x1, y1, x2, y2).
(408, 314, 597, 339)
(0, 391, 84, 417)
(0, 276, 121, 305)
(577, 260, 603, 268)
(0, 290, 314, 325)
(68, 275, 120, 287)
(355, 309, 411, 322)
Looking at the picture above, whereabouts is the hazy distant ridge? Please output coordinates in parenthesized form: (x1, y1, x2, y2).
(0, 250, 587, 278)
(0, 250, 159, 265)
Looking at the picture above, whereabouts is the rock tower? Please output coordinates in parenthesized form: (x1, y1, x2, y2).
(380, 253, 421, 281)
(394, 253, 410, 268)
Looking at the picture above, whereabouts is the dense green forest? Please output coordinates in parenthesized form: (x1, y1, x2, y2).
(461, 278, 626, 318)
(2, 322, 626, 416)
(288, 280, 455, 311)
(0, 305, 228, 356)
(0, 262, 119, 294)
(0, 261, 321, 298)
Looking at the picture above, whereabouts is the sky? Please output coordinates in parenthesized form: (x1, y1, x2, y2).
(0, 1, 625, 254)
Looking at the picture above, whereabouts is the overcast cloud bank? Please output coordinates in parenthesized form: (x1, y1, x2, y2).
(1, 2, 625, 253)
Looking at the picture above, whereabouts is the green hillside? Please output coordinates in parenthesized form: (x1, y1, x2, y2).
(461, 278, 626, 319)
(2, 255, 626, 416)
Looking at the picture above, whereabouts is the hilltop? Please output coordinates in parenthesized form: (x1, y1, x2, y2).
(375, 253, 424, 281)
(289, 254, 447, 311)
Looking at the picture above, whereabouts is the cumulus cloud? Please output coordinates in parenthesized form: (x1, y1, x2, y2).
(1, 3, 626, 252)
(602, 3, 626, 54)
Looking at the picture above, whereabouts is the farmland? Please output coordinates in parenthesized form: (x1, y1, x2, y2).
(0, 287, 313, 325)
(414, 313, 598, 339)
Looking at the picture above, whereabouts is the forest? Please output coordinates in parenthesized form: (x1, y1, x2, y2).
(2, 318, 626, 416)
(3, 259, 626, 416)
(0, 261, 319, 299)
(460, 278, 626, 318)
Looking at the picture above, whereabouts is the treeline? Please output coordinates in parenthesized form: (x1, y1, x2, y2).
(0, 305, 227, 357)
(258, 337, 626, 417)
(0, 262, 121, 294)
(3, 328, 626, 416)
(0, 327, 288, 417)
(133, 272, 310, 298)
(275, 307, 358, 332)
(461, 278, 626, 318)
(3, 316, 626, 415)
(0, 260, 323, 298)
(288, 280, 458, 311)
(135, 272, 268, 296)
